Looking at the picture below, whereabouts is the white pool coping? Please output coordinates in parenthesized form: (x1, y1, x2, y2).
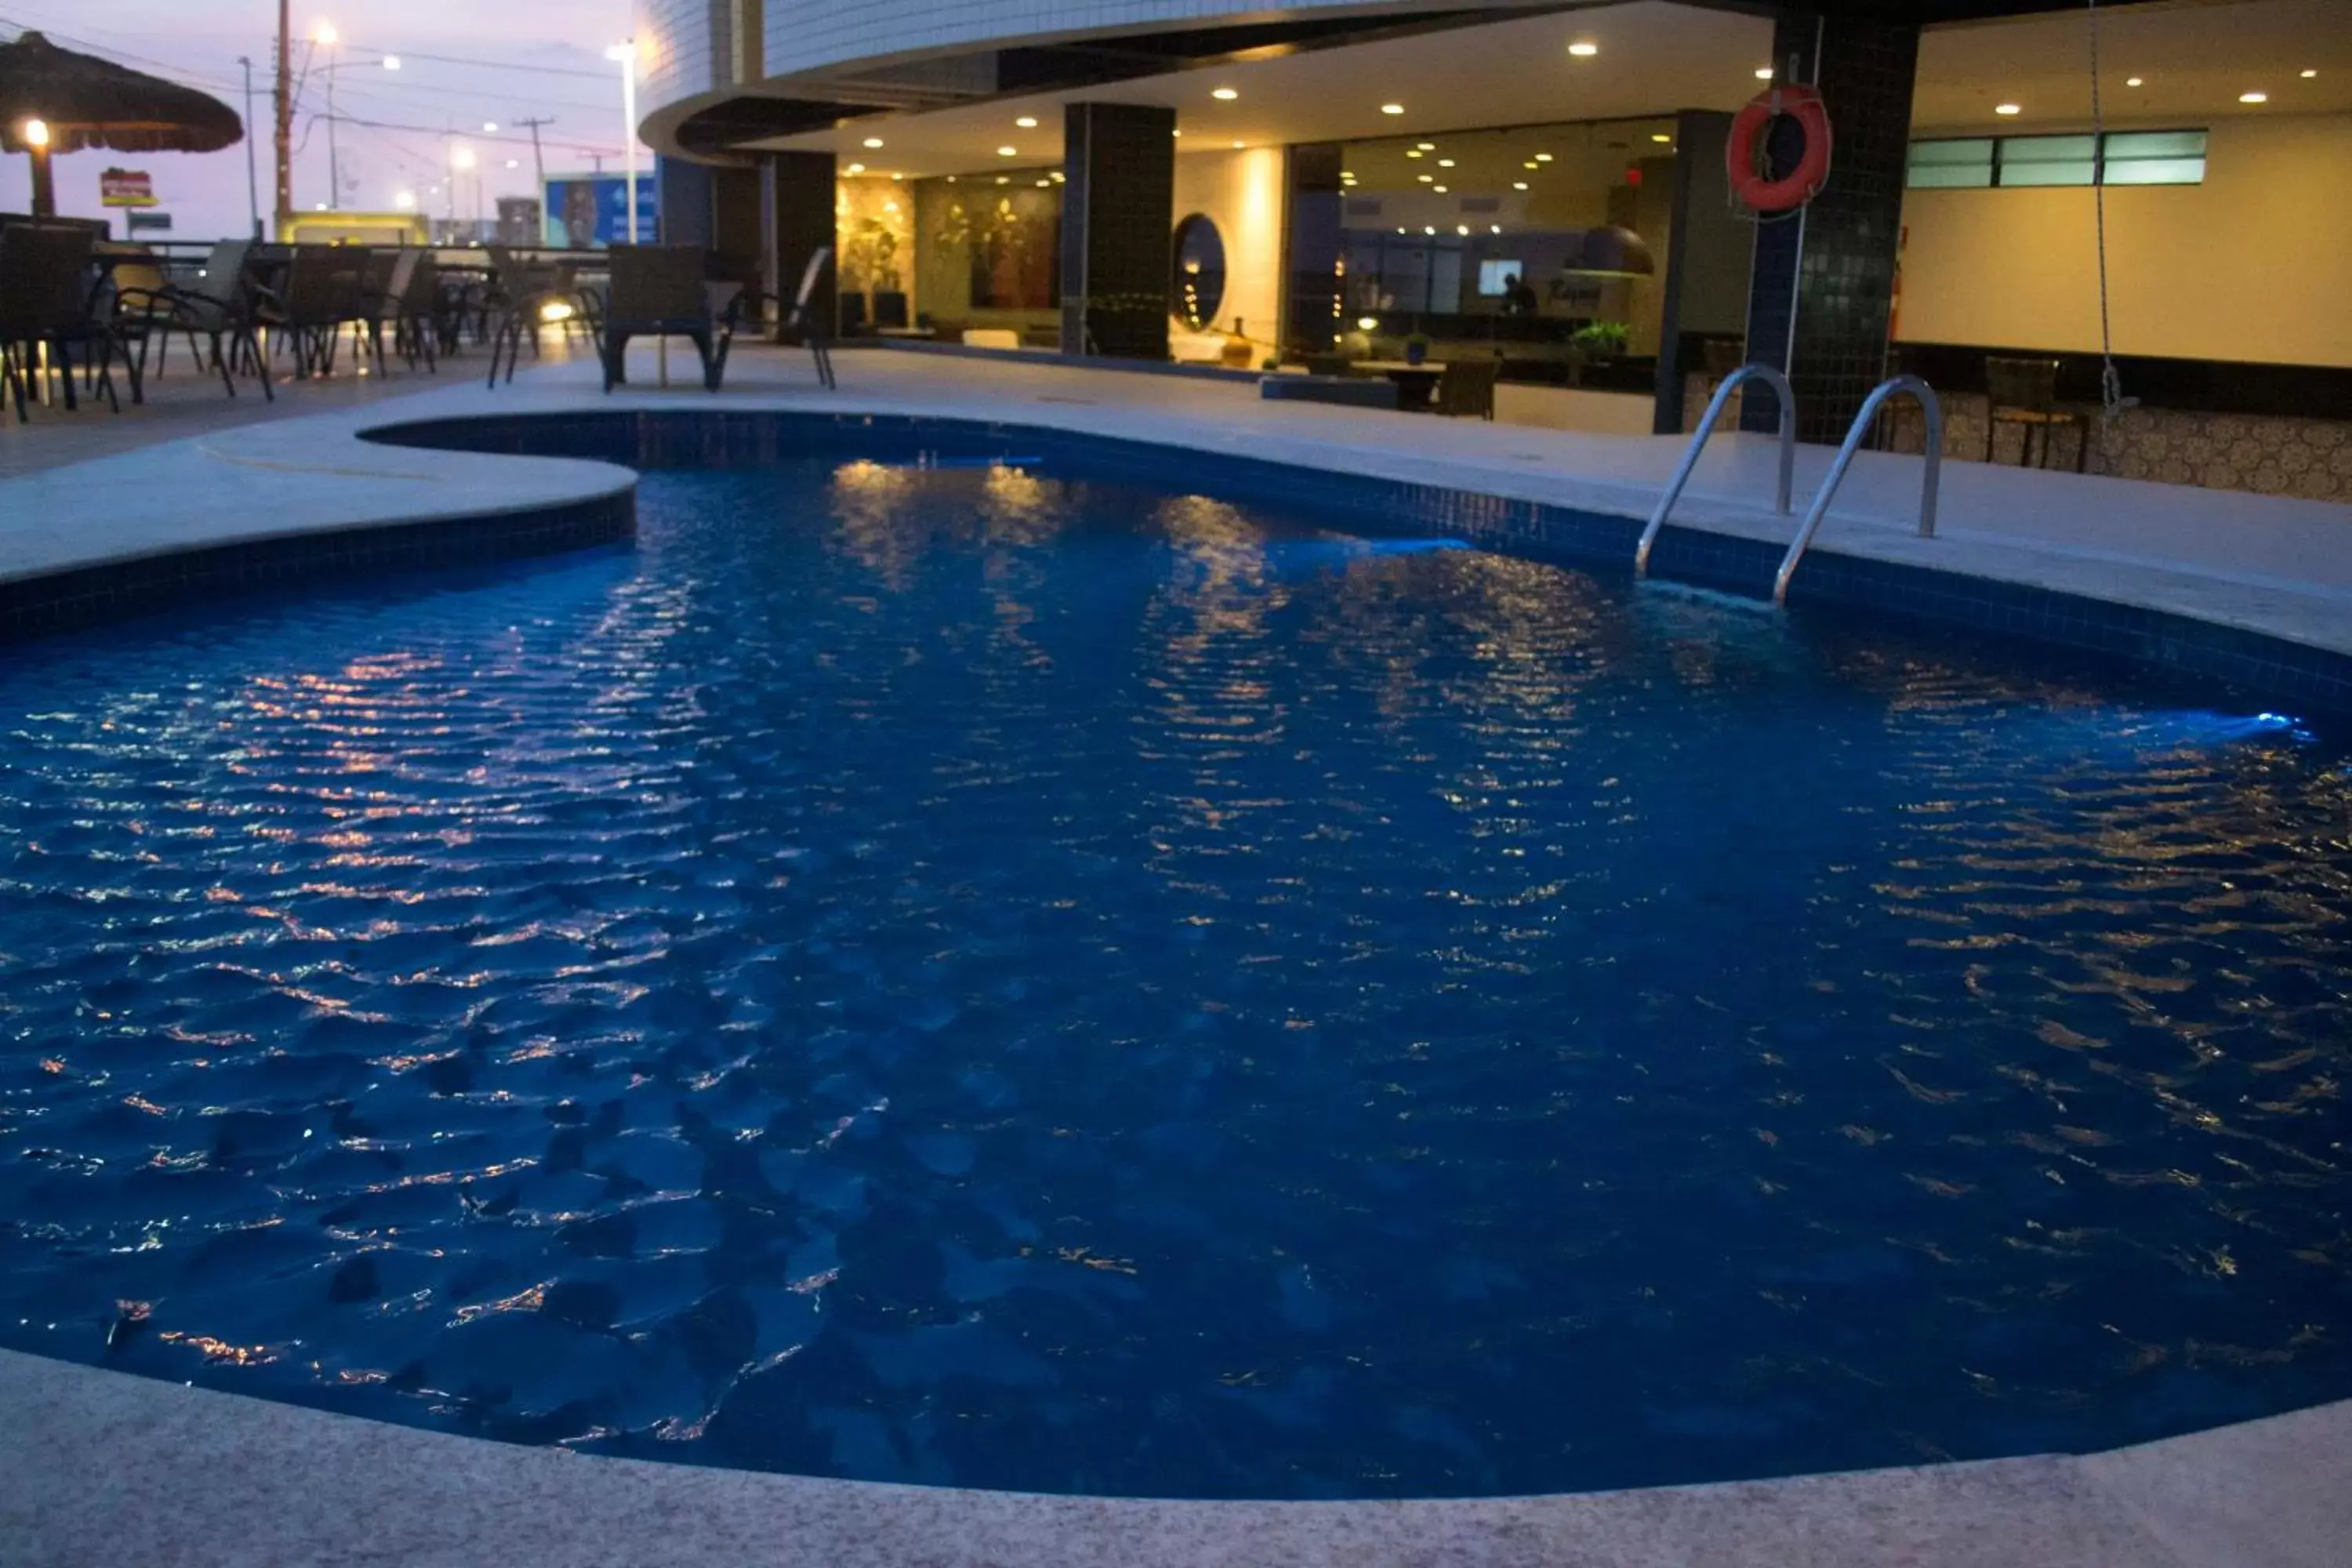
(2, 1347, 2347, 1566)
(2, 345, 2350, 1565)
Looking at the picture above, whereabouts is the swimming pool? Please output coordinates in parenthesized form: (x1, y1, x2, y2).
(2, 448, 2347, 1501)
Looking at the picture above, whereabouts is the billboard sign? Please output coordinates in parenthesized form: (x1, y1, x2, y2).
(543, 173, 655, 247)
(125, 211, 173, 234)
(100, 168, 158, 208)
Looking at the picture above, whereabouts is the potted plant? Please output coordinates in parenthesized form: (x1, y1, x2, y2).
(1403, 332, 1432, 367)
(1567, 320, 1630, 385)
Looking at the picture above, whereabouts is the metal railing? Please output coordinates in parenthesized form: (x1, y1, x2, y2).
(1634, 362, 1796, 577)
(1772, 374, 1944, 605)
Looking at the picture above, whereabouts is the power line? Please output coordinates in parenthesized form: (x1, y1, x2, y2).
(339, 42, 615, 82)
(319, 111, 622, 158)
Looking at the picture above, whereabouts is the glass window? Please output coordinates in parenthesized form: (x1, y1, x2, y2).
(2102, 129, 2206, 185)
(1906, 139, 1993, 188)
(1998, 135, 2097, 187)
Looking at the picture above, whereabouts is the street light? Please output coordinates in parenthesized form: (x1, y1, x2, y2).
(394, 189, 416, 209)
(314, 21, 340, 209)
(20, 117, 53, 217)
(606, 41, 640, 245)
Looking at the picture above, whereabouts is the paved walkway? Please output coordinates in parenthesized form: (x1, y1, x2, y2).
(1, 1347, 2343, 1567)
(3, 342, 2348, 665)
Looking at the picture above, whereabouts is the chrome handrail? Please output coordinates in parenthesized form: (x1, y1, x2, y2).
(1634, 362, 1795, 578)
(1772, 375, 1944, 606)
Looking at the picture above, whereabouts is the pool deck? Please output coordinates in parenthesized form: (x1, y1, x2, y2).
(2, 1345, 2346, 1568)
(2, 343, 2350, 1565)
(2, 342, 2350, 667)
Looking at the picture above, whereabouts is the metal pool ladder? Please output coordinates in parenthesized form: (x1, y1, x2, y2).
(1634, 363, 1797, 579)
(1772, 375, 1944, 605)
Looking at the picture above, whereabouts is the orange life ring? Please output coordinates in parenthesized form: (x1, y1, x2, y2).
(1726, 83, 1833, 212)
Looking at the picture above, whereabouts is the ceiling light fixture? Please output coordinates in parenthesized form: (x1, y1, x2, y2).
(1231, 140, 1243, 148)
(2300, 69, 2318, 78)
(1417, 173, 1433, 182)
(1357, 316, 1378, 330)
(1651, 132, 1672, 143)
(1432, 184, 1448, 192)
(1455, 223, 1470, 234)
(2125, 76, 2144, 87)
(1211, 86, 1238, 100)
(1755, 66, 1774, 80)
(1535, 153, 1552, 162)
(862, 136, 884, 148)
(846, 162, 864, 174)
(1568, 41, 1599, 57)
(1438, 158, 1455, 167)
(997, 145, 1018, 155)
(2240, 90, 2267, 103)
(1416, 142, 1436, 151)
(1512, 180, 1528, 190)
(1016, 115, 1038, 128)
(1381, 103, 1405, 115)
(1423, 225, 1436, 234)
(1994, 103, 2021, 115)
(1406, 149, 1424, 158)
(1490, 224, 1501, 234)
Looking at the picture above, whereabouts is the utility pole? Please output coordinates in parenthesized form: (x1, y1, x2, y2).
(272, 0, 292, 235)
(514, 116, 554, 241)
(238, 56, 261, 238)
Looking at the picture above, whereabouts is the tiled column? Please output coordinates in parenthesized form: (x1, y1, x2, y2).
(761, 151, 837, 343)
(1062, 103, 1177, 359)
(1740, 12, 1920, 442)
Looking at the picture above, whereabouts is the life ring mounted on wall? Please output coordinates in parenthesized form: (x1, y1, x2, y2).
(1726, 82, 1834, 214)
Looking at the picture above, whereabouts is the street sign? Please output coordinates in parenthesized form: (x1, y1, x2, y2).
(100, 169, 158, 208)
(125, 211, 173, 234)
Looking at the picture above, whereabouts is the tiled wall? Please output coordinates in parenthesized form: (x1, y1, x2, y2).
(355, 410, 2352, 717)
(1063, 103, 1178, 358)
(1688, 372, 2352, 503)
(637, 0, 727, 116)
(752, 0, 1442, 86)
(1742, 12, 1919, 444)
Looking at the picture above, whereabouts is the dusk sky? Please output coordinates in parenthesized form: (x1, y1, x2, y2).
(1, 1, 642, 235)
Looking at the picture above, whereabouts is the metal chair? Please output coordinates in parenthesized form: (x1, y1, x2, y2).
(1985, 355, 2086, 471)
(0, 223, 125, 421)
(783, 245, 836, 390)
(115, 238, 272, 401)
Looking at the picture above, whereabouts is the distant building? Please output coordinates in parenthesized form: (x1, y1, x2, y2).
(497, 198, 543, 247)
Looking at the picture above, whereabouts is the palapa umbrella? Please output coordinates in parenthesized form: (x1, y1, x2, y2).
(0, 31, 241, 217)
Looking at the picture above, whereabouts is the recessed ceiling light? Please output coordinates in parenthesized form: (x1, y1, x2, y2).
(997, 145, 1018, 155)
(1051, 172, 1063, 181)
(862, 136, 884, 148)
(846, 162, 865, 174)
(1381, 103, 1405, 115)
(892, 172, 903, 180)
(1568, 41, 1599, 57)
(1455, 223, 1470, 234)
(1417, 173, 1434, 182)
(1512, 180, 1528, 190)
(1423, 225, 1436, 234)
(1231, 140, 1243, 148)
(1172, 129, 1181, 136)
(1416, 142, 1436, 151)
(1406, 149, 1424, 158)
(1438, 158, 1455, 167)
(1396, 227, 1406, 234)
(2240, 90, 2268, 103)
(1036, 178, 1050, 187)
(1432, 184, 1448, 192)
(2125, 76, 2144, 87)
(1523, 161, 1538, 169)
(1016, 115, 1039, 128)
(1755, 66, 1774, 80)
(1995, 103, 2021, 114)
(1535, 153, 1552, 162)
(1211, 86, 1238, 100)
(2300, 68, 2318, 78)
(996, 176, 1008, 183)
(1490, 224, 1501, 234)
(1651, 132, 1672, 143)
(1341, 170, 1354, 179)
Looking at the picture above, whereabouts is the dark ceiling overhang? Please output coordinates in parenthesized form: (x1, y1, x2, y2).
(673, 96, 876, 158)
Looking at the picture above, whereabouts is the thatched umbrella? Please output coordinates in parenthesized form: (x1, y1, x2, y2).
(0, 31, 242, 217)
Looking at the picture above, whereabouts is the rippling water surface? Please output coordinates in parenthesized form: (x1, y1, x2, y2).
(2, 459, 2348, 1498)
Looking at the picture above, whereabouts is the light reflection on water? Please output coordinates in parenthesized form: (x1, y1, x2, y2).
(0, 459, 2345, 1501)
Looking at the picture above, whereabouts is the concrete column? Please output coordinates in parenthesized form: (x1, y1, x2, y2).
(1740, 11, 1921, 442)
(761, 151, 837, 343)
(657, 156, 714, 249)
(1061, 102, 1176, 359)
(1652, 109, 1754, 435)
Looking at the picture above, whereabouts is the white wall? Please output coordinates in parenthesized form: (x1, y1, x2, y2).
(1170, 147, 1287, 350)
(1896, 113, 2352, 368)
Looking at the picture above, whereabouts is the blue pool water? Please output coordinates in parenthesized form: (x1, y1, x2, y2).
(2, 456, 2348, 1500)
